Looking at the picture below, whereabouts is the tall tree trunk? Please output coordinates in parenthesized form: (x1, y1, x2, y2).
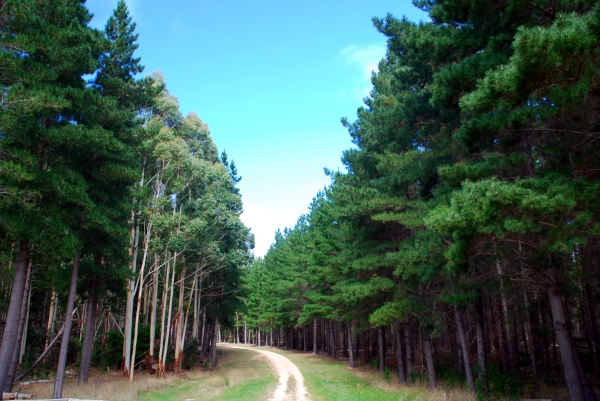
(53, 251, 81, 399)
(454, 305, 475, 394)
(455, 328, 463, 374)
(523, 287, 540, 393)
(79, 278, 99, 384)
(15, 311, 74, 383)
(585, 283, 600, 372)
(378, 326, 385, 373)
(201, 308, 207, 350)
(4, 253, 33, 392)
(192, 271, 200, 340)
(149, 255, 158, 365)
(19, 267, 33, 367)
(396, 320, 406, 383)
(496, 258, 517, 375)
(329, 321, 336, 358)
(182, 272, 196, 347)
(302, 325, 306, 351)
(0, 241, 30, 392)
(46, 290, 58, 340)
(475, 294, 488, 394)
(210, 313, 219, 370)
(363, 329, 369, 364)
(422, 326, 436, 389)
(161, 253, 176, 373)
(123, 212, 140, 376)
(404, 316, 413, 382)
(313, 319, 317, 354)
(348, 321, 355, 368)
(202, 321, 211, 358)
(157, 253, 170, 376)
(174, 269, 185, 373)
(547, 267, 588, 401)
(130, 222, 151, 380)
(234, 314, 238, 344)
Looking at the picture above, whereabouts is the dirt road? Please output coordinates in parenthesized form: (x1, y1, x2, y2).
(221, 344, 309, 401)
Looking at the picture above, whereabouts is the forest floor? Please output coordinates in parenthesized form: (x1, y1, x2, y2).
(13, 346, 276, 401)
(15, 345, 479, 401)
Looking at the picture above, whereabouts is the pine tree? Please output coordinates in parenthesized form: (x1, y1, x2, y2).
(0, 0, 104, 393)
(77, 0, 156, 384)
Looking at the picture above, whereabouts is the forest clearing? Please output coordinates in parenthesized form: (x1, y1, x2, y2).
(2, 0, 600, 400)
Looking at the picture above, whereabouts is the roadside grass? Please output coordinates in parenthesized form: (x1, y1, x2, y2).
(15, 347, 275, 401)
(16, 371, 185, 401)
(139, 348, 276, 401)
(260, 346, 475, 401)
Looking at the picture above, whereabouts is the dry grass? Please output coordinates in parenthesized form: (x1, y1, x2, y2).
(13, 348, 274, 401)
(15, 371, 183, 401)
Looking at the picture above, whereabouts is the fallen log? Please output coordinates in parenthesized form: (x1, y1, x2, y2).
(17, 379, 54, 386)
(1, 392, 32, 400)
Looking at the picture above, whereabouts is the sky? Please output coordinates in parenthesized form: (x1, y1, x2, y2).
(86, 0, 427, 257)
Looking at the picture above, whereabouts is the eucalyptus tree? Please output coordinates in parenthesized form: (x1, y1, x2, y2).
(117, 72, 253, 376)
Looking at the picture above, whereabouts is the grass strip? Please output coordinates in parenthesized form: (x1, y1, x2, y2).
(138, 347, 276, 401)
(261, 346, 474, 401)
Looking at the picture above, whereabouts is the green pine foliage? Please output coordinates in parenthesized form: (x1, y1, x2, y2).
(243, 2, 600, 399)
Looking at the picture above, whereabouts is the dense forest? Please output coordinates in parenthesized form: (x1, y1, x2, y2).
(238, 1, 600, 401)
(2, 1, 600, 401)
(0, 0, 253, 399)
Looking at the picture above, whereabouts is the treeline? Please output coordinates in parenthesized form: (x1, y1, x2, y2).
(0, 0, 252, 397)
(240, 1, 600, 400)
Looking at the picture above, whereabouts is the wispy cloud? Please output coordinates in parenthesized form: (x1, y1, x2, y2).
(338, 44, 386, 101)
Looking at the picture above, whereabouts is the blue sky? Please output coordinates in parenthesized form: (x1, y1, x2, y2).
(87, 0, 427, 257)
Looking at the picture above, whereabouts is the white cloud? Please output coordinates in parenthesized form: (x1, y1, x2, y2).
(240, 201, 300, 258)
(339, 44, 386, 101)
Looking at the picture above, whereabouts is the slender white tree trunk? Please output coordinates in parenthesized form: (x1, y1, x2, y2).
(174, 268, 186, 372)
(200, 308, 206, 350)
(157, 254, 170, 376)
(161, 252, 177, 371)
(192, 271, 199, 340)
(129, 223, 152, 380)
(123, 211, 140, 376)
(47, 291, 57, 336)
(149, 255, 158, 363)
